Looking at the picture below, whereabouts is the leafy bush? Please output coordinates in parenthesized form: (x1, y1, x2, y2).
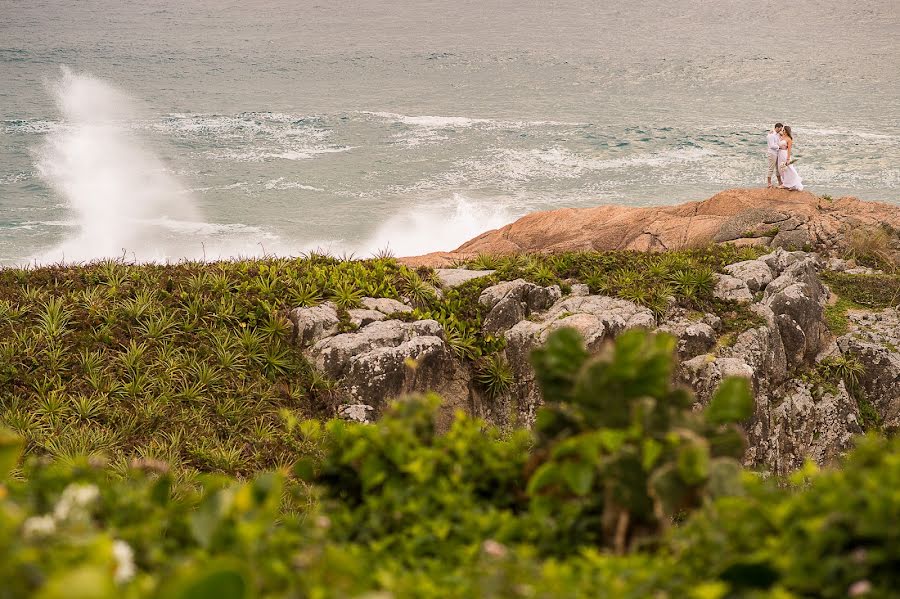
(526, 329, 751, 554)
(0, 328, 898, 598)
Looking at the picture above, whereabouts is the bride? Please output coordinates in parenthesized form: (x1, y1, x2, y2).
(778, 125, 803, 191)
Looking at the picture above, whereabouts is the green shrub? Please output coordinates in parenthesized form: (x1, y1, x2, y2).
(526, 329, 751, 554)
(0, 328, 898, 598)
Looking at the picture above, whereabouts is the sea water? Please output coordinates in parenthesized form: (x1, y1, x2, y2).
(1, 0, 898, 265)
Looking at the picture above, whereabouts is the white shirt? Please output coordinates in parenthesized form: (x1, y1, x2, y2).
(766, 131, 781, 156)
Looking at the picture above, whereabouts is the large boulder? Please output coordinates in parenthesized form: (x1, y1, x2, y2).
(495, 294, 655, 427)
(713, 274, 753, 303)
(290, 303, 340, 346)
(479, 279, 562, 335)
(307, 319, 471, 426)
(400, 189, 900, 268)
(763, 256, 828, 365)
(837, 315, 900, 430)
(745, 380, 862, 475)
(724, 259, 774, 293)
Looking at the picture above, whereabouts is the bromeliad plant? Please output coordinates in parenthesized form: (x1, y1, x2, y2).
(526, 328, 752, 554)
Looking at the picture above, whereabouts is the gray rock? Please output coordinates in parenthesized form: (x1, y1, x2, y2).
(434, 268, 495, 288)
(478, 279, 533, 310)
(825, 257, 849, 272)
(290, 302, 340, 346)
(338, 403, 374, 423)
(570, 283, 590, 297)
(361, 297, 413, 315)
(701, 313, 723, 331)
(758, 247, 808, 276)
(724, 260, 774, 293)
(479, 279, 562, 335)
(347, 308, 386, 328)
(763, 259, 828, 366)
(745, 380, 862, 475)
(500, 294, 656, 428)
(680, 355, 755, 408)
(713, 274, 753, 303)
(308, 319, 468, 418)
(656, 313, 717, 360)
(505, 295, 656, 372)
(483, 295, 528, 335)
(723, 305, 788, 390)
(679, 323, 717, 359)
(310, 319, 443, 379)
(527, 285, 563, 311)
(836, 334, 900, 429)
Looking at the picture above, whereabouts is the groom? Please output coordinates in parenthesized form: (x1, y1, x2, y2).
(766, 123, 784, 188)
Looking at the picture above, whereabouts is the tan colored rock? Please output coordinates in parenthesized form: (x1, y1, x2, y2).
(401, 188, 900, 268)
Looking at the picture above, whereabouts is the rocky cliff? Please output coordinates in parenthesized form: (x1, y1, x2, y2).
(291, 246, 899, 473)
(403, 188, 900, 268)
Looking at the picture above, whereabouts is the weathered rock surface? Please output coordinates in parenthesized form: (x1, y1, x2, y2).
(745, 380, 862, 475)
(286, 296, 468, 427)
(678, 251, 852, 471)
(835, 309, 900, 430)
(713, 274, 753, 303)
(724, 260, 774, 293)
(290, 303, 340, 346)
(400, 189, 900, 268)
(292, 250, 897, 473)
(762, 254, 828, 366)
(492, 295, 656, 427)
(434, 268, 495, 288)
(657, 313, 718, 360)
(360, 297, 414, 315)
(479, 279, 562, 335)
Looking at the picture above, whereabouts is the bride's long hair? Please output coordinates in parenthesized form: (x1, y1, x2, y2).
(782, 125, 793, 140)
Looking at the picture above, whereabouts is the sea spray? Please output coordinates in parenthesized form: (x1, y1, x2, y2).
(35, 68, 205, 262)
(359, 194, 519, 257)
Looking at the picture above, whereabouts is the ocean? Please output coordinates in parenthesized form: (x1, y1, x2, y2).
(1, 0, 898, 265)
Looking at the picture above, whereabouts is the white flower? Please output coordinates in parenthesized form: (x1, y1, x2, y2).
(53, 483, 100, 522)
(112, 539, 136, 584)
(22, 515, 56, 539)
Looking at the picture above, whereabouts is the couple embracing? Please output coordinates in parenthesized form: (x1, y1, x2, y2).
(766, 123, 803, 191)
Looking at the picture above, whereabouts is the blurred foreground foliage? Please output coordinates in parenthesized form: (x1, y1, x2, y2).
(1, 328, 898, 598)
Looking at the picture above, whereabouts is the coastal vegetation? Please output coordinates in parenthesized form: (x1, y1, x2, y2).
(1, 245, 898, 597)
(0, 246, 763, 478)
(2, 327, 898, 598)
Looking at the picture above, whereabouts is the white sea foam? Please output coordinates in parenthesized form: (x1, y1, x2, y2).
(3, 119, 60, 134)
(0, 172, 32, 184)
(204, 145, 354, 162)
(357, 194, 519, 256)
(454, 146, 715, 186)
(264, 177, 325, 191)
(361, 111, 583, 129)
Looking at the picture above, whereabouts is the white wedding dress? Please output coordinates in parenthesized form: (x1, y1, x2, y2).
(778, 139, 803, 191)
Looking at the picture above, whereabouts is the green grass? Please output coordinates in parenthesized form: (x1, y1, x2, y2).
(823, 296, 865, 336)
(0, 255, 420, 478)
(822, 271, 900, 309)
